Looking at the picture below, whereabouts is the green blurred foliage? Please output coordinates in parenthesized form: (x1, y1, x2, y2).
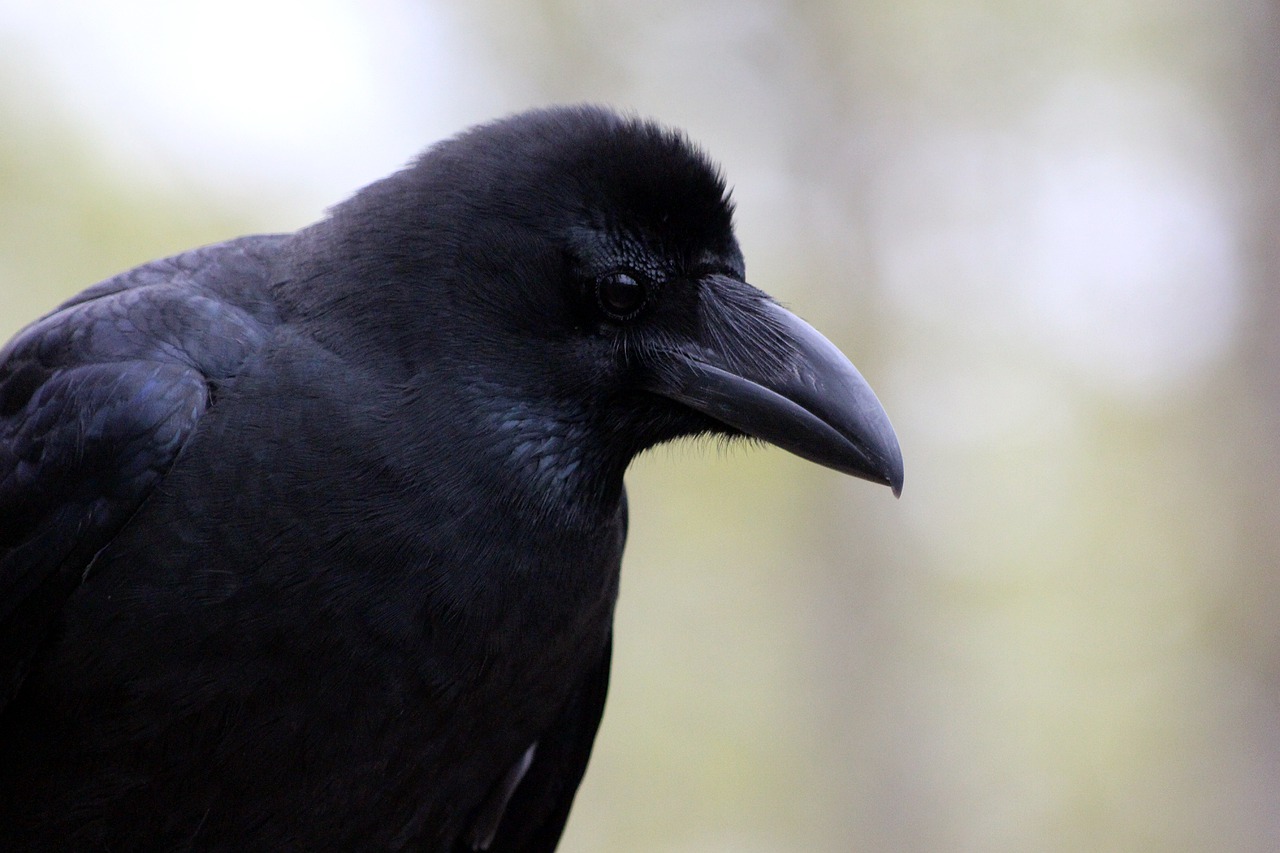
(0, 67, 242, 341)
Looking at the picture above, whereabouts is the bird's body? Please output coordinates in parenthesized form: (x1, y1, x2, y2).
(0, 107, 901, 850)
(0, 234, 619, 849)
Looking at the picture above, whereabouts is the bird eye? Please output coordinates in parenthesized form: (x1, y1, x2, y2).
(595, 271, 648, 321)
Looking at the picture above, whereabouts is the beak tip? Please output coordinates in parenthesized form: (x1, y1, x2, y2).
(889, 445, 904, 498)
(867, 422, 903, 498)
(882, 452, 904, 498)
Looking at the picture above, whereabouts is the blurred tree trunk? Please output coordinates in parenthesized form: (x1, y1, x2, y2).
(1238, 2, 1280, 546)
(1230, 1, 1280, 846)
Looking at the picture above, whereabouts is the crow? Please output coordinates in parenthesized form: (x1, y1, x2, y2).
(0, 106, 902, 851)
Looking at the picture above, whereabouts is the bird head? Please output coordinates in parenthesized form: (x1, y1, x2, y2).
(301, 106, 903, 499)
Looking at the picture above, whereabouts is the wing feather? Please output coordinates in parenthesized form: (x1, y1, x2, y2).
(472, 636, 613, 852)
(0, 236, 281, 710)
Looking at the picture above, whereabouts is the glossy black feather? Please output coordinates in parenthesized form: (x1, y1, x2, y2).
(0, 236, 282, 708)
(0, 107, 725, 851)
(0, 105, 901, 851)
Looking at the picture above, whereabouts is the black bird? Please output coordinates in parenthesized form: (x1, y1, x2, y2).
(0, 106, 902, 851)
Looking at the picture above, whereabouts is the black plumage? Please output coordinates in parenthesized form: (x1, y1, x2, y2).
(0, 106, 902, 851)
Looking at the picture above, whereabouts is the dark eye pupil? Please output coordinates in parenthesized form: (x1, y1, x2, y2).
(597, 272, 647, 319)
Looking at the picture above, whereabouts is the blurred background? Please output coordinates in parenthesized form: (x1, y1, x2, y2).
(2, 0, 1277, 850)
